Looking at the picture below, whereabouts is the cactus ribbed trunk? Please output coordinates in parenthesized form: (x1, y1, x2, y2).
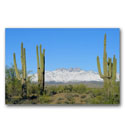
(36, 44, 45, 95)
(97, 34, 117, 97)
(103, 34, 108, 88)
(36, 45, 41, 87)
(43, 49, 45, 92)
(13, 43, 27, 98)
(22, 47, 27, 98)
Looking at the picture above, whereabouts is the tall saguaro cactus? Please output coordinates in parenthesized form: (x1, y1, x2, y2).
(97, 34, 117, 96)
(13, 43, 27, 98)
(36, 44, 45, 95)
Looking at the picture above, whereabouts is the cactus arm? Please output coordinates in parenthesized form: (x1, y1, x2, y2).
(113, 55, 117, 80)
(36, 45, 40, 69)
(43, 49, 45, 80)
(37, 44, 45, 94)
(23, 48, 26, 79)
(115, 58, 117, 78)
(40, 47, 43, 73)
(103, 34, 108, 77)
(42, 48, 45, 91)
(40, 45, 43, 86)
(40, 53, 43, 75)
(40, 44, 42, 71)
(40, 44, 42, 54)
(13, 43, 27, 98)
(40, 44, 42, 70)
(43, 49, 45, 71)
(97, 56, 103, 78)
(21, 43, 24, 80)
(42, 49, 45, 91)
(108, 58, 112, 77)
(36, 45, 40, 82)
(13, 53, 21, 80)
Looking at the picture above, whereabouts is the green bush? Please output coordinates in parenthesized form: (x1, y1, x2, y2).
(65, 94, 75, 104)
(72, 84, 86, 93)
(81, 94, 86, 99)
(39, 95, 51, 104)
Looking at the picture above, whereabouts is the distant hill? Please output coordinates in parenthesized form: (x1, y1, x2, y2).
(31, 68, 120, 84)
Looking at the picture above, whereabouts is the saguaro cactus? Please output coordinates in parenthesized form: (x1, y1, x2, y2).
(36, 44, 45, 95)
(97, 34, 117, 96)
(13, 43, 27, 98)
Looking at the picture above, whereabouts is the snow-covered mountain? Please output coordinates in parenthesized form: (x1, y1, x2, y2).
(31, 68, 120, 83)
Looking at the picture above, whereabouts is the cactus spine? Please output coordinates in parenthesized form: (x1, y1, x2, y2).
(13, 43, 27, 98)
(97, 34, 117, 96)
(36, 44, 45, 95)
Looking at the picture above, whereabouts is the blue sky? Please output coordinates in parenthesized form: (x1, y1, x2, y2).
(5, 28, 120, 73)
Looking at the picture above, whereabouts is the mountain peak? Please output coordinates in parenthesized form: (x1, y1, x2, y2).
(31, 68, 119, 83)
(55, 67, 82, 72)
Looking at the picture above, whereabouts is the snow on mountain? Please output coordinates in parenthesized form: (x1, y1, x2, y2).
(31, 68, 120, 83)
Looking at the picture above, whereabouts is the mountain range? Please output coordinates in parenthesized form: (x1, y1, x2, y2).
(31, 68, 120, 83)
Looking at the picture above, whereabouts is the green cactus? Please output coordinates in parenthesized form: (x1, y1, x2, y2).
(13, 42, 27, 98)
(97, 34, 117, 97)
(36, 44, 45, 95)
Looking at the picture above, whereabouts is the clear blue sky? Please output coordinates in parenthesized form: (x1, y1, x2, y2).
(5, 28, 120, 73)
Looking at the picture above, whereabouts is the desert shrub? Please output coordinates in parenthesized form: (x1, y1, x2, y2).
(56, 101, 62, 104)
(89, 89, 99, 97)
(39, 95, 51, 104)
(73, 94, 79, 97)
(64, 101, 70, 104)
(64, 85, 73, 92)
(103, 93, 120, 104)
(5, 66, 22, 98)
(27, 83, 40, 96)
(58, 97, 64, 100)
(64, 100, 75, 104)
(65, 94, 75, 104)
(85, 95, 104, 104)
(55, 97, 65, 104)
(65, 94, 73, 101)
(81, 94, 86, 99)
(72, 84, 86, 93)
(57, 85, 65, 93)
(46, 85, 58, 96)
(46, 85, 66, 95)
(102, 82, 120, 104)
(47, 88, 57, 96)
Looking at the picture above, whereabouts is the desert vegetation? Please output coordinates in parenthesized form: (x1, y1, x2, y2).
(5, 65, 120, 105)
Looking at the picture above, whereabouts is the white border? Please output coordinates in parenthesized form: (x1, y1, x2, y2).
(0, 0, 124, 132)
